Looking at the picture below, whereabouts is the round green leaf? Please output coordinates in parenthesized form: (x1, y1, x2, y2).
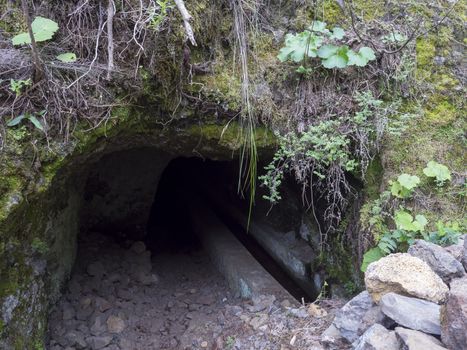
(31, 17, 59, 42)
(56, 52, 77, 63)
(423, 161, 451, 184)
(12, 33, 31, 46)
(12, 16, 58, 45)
(359, 47, 376, 61)
(317, 44, 339, 59)
(330, 27, 345, 40)
(395, 210, 415, 231)
(308, 21, 327, 33)
(397, 174, 420, 190)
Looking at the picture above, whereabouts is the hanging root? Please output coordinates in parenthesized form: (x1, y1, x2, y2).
(174, 0, 197, 46)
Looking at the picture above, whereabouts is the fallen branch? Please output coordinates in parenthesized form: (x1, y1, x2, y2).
(174, 0, 197, 46)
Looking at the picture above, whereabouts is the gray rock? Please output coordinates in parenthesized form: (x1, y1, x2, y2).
(106, 315, 125, 333)
(444, 237, 465, 261)
(380, 293, 441, 335)
(90, 315, 106, 335)
(441, 276, 467, 350)
(463, 237, 467, 271)
(248, 294, 276, 312)
(353, 324, 400, 350)
(130, 241, 146, 254)
(360, 305, 395, 334)
(395, 327, 447, 350)
(287, 307, 309, 318)
(333, 291, 374, 343)
(1, 295, 19, 325)
(86, 335, 113, 350)
(408, 239, 465, 283)
(87, 261, 105, 278)
(64, 330, 87, 349)
(321, 324, 344, 345)
(365, 253, 448, 304)
(249, 313, 269, 330)
(62, 304, 76, 321)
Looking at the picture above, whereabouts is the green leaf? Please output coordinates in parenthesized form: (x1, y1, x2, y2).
(330, 27, 345, 40)
(308, 21, 327, 33)
(395, 210, 415, 231)
(31, 17, 59, 42)
(7, 115, 26, 127)
(423, 161, 451, 185)
(277, 32, 322, 63)
(27, 115, 44, 131)
(12, 16, 58, 45)
(397, 174, 420, 190)
(317, 44, 339, 58)
(382, 32, 407, 43)
(319, 45, 349, 69)
(12, 33, 31, 46)
(347, 47, 376, 67)
(412, 215, 428, 232)
(56, 52, 77, 63)
(359, 47, 376, 60)
(361, 247, 384, 272)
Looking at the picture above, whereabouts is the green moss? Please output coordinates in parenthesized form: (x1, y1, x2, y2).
(415, 35, 436, 80)
(320, 0, 344, 25)
(424, 97, 457, 125)
(0, 5, 24, 33)
(364, 156, 383, 200)
(31, 238, 48, 255)
(352, 0, 386, 20)
(188, 122, 276, 150)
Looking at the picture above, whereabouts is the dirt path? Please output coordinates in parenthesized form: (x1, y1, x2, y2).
(47, 232, 345, 350)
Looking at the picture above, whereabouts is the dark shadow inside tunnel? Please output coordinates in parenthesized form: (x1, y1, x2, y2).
(79, 151, 332, 302)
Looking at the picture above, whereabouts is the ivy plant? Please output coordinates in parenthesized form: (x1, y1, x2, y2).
(423, 161, 451, 186)
(278, 21, 376, 72)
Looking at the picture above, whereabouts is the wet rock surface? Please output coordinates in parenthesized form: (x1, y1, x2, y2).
(47, 232, 342, 349)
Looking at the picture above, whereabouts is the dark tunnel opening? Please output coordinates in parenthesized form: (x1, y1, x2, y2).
(46, 151, 344, 348)
(144, 156, 317, 302)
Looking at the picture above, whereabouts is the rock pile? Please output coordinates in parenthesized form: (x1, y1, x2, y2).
(322, 236, 467, 349)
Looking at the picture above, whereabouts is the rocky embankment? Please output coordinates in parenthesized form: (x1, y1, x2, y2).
(322, 236, 467, 349)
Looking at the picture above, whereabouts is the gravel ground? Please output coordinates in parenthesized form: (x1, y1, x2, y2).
(47, 231, 347, 350)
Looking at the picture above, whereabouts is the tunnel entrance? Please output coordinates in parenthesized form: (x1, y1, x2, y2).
(47, 151, 324, 349)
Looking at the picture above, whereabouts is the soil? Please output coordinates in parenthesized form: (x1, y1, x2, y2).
(47, 231, 346, 350)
